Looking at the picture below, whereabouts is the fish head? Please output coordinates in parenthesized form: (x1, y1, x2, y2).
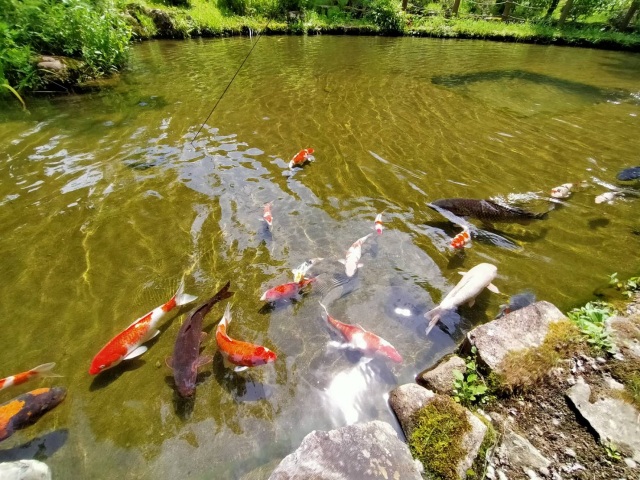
(293, 271, 304, 283)
(377, 344, 403, 363)
(254, 346, 277, 364)
(176, 381, 196, 398)
(89, 351, 121, 375)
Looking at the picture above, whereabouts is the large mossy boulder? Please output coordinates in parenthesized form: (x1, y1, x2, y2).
(389, 384, 487, 479)
(463, 301, 567, 373)
(268, 420, 423, 480)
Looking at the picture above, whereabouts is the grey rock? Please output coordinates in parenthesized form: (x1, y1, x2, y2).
(486, 464, 496, 480)
(539, 466, 550, 477)
(602, 374, 625, 391)
(464, 301, 567, 374)
(0, 461, 51, 480)
(566, 377, 640, 462)
(497, 469, 508, 480)
(564, 448, 576, 458)
(388, 383, 435, 437)
(389, 384, 487, 479)
(525, 469, 540, 480)
(624, 457, 637, 469)
(36, 56, 65, 72)
(607, 315, 640, 359)
(419, 355, 467, 395)
(497, 430, 551, 473)
(269, 420, 422, 480)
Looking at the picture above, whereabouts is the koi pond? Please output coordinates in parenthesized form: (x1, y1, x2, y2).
(0, 36, 639, 479)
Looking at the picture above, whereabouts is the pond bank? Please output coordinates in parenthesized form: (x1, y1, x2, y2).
(262, 295, 640, 479)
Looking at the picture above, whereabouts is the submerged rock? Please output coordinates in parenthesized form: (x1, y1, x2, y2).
(464, 301, 566, 374)
(0, 460, 51, 480)
(566, 377, 640, 461)
(268, 420, 423, 480)
(419, 355, 467, 395)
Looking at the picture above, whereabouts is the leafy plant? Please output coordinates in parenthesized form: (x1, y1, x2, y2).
(567, 301, 617, 354)
(604, 441, 621, 460)
(609, 272, 640, 298)
(364, 0, 405, 32)
(452, 347, 489, 407)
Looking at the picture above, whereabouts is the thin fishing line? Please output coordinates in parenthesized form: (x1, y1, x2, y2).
(192, 20, 272, 147)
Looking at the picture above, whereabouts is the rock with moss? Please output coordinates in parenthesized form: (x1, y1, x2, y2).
(389, 384, 487, 479)
(464, 301, 567, 374)
(268, 420, 423, 479)
(35, 55, 86, 90)
(607, 314, 640, 359)
(419, 355, 467, 395)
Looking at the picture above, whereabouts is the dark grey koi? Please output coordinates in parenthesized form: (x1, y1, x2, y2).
(168, 282, 234, 398)
(430, 198, 547, 223)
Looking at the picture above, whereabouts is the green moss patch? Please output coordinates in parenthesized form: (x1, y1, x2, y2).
(609, 357, 640, 410)
(496, 320, 584, 392)
(408, 396, 471, 480)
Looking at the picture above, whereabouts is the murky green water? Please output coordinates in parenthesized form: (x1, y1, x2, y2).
(0, 36, 639, 479)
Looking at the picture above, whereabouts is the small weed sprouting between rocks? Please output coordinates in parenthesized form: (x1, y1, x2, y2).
(408, 396, 471, 480)
(604, 441, 622, 461)
(567, 301, 617, 354)
(609, 273, 640, 299)
(452, 347, 489, 407)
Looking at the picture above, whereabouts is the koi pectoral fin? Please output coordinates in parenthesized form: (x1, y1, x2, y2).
(165, 357, 174, 370)
(125, 346, 148, 360)
(487, 283, 500, 294)
(196, 355, 212, 369)
(234, 366, 249, 373)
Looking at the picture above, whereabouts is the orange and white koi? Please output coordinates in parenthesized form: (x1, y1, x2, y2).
(288, 148, 315, 169)
(89, 278, 197, 375)
(216, 304, 277, 372)
(374, 213, 384, 235)
(319, 303, 402, 363)
(0, 363, 60, 391)
(263, 202, 273, 229)
(450, 228, 471, 250)
(260, 277, 316, 302)
(339, 233, 372, 277)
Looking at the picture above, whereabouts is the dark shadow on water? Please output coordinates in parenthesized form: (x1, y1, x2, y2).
(588, 218, 610, 230)
(0, 429, 68, 462)
(211, 354, 270, 402)
(173, 391, 196, 420)
(89, 358, 146, 391)
(431, 69, 623, 102)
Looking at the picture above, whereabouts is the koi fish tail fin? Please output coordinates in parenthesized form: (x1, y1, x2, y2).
(174, 278, 197, 307)
(33, 362, 62, 378)
(424, 307, 444, 336)
(221, 303, 233, 328)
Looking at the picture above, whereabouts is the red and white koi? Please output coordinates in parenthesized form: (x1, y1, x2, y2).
(260, 278, 316, 302)
(319, 303, 402, 363)
(450, 227, 471, 250)
(263, 202, 273, 229)
(288, 148, 315, 169)
(0, 363, 60, 391)
(215, 304, 277, 372)
(374, 213, 384, 235)
(89, 279, 197, 375)
(339, 233, 372, 277)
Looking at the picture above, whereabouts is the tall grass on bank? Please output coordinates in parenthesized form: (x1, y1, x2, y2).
(0, 0, 131, 92)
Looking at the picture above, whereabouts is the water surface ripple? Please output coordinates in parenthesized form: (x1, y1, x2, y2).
(0, 36, 639, 479)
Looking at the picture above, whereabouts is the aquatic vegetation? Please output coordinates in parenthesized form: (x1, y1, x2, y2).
(567, 301, 617, 354)
(609, 272, 640, 298)
(496, 320, 584, 391)
(408, 396, 471, 480)
(452, 347, 489, 407)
